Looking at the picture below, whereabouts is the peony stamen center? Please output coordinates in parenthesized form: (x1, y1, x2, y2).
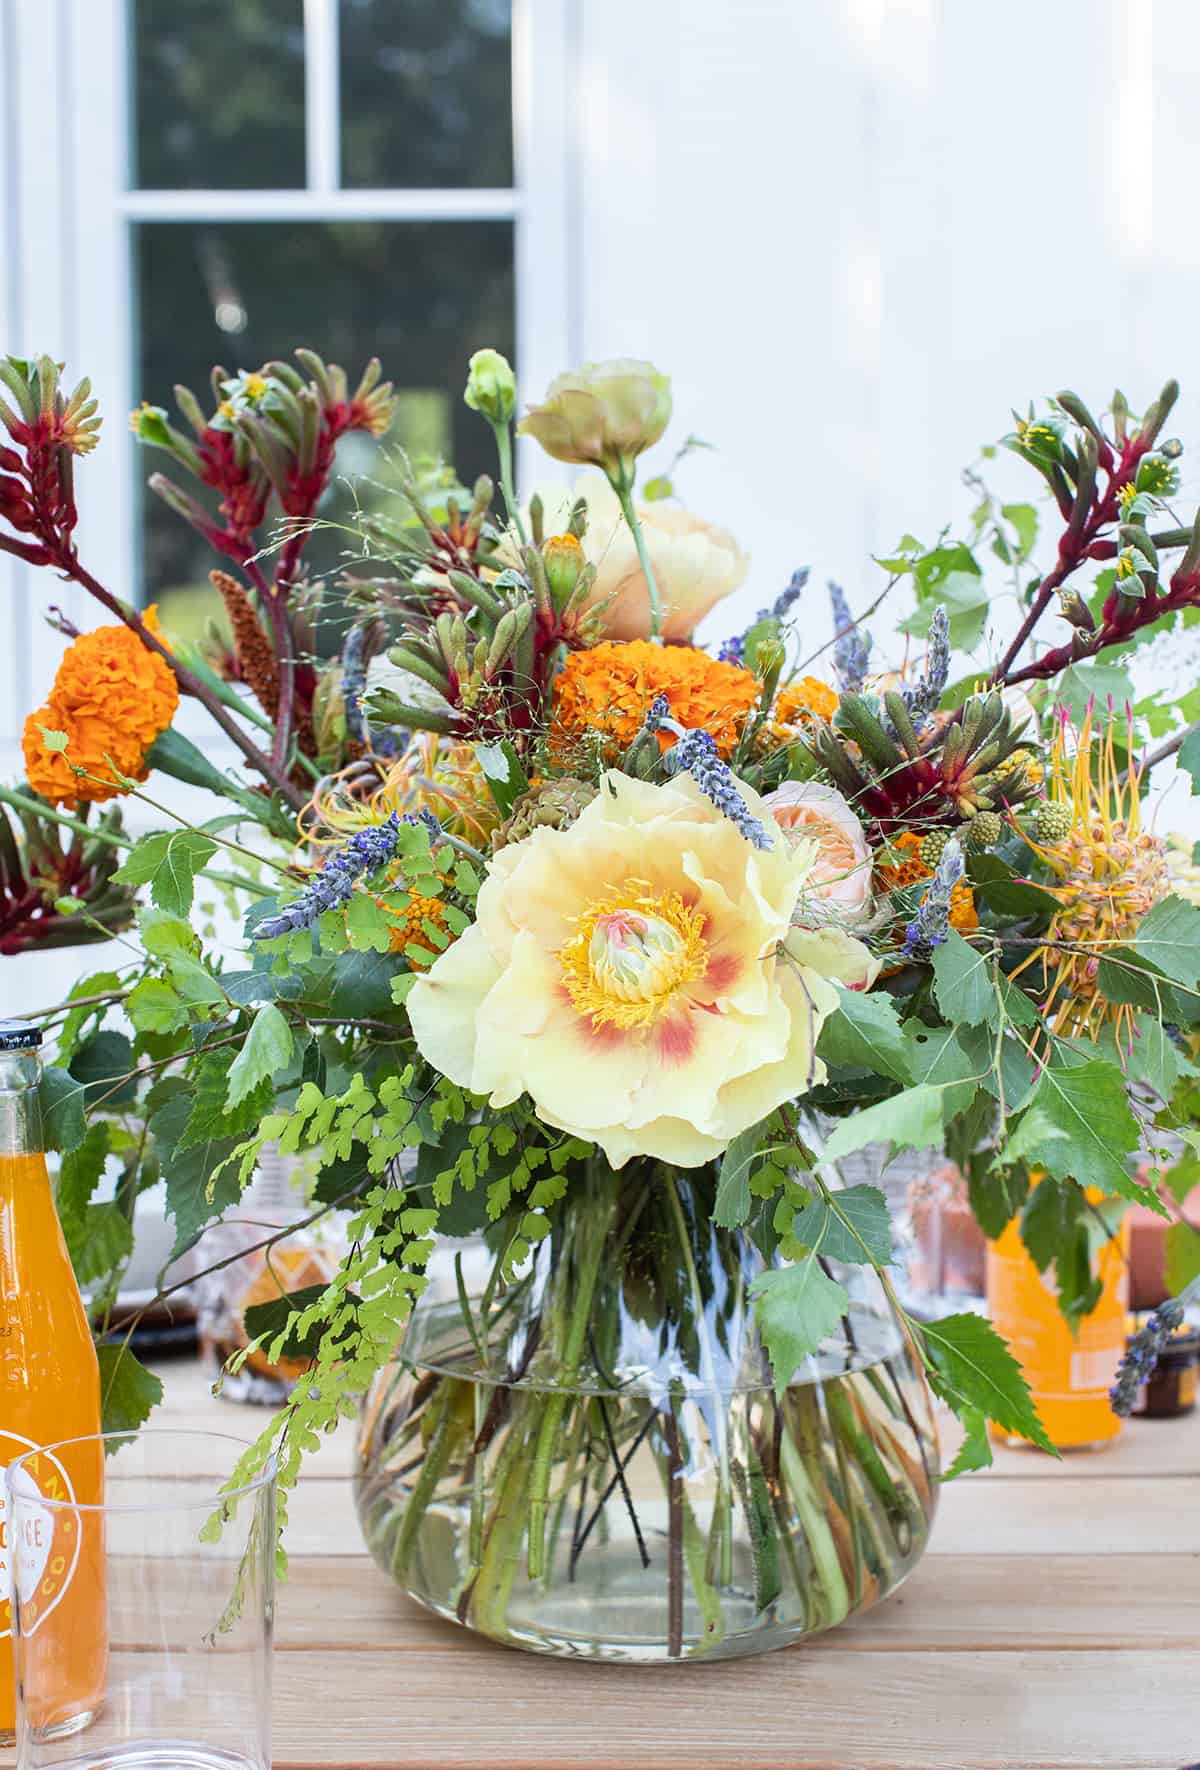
(560, 885, 708, 1030)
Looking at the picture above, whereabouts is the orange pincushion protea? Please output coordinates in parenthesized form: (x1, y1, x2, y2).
(22, 608, 179, 805)
(550, 639, 758, 761)
(876, 831, 978, 936)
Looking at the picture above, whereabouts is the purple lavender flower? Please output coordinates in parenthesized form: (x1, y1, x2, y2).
(771, 566, 809, 621)
(664, 727, 772, 849)
(717, 567, 810, 665)
(903, 605, 950, 727)
(902, 835, 964, 959)
(253, 813, 404, 939)
(829, 581, 872, 692)
(1110, 1296, 1186, 1417)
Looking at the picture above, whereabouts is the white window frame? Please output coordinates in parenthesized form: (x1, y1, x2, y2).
(1, 0, 577, 774)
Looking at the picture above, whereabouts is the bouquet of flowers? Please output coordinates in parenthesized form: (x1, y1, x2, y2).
(5, 343, 1200, 1661)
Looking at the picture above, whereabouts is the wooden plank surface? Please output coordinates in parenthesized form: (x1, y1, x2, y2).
(14, 1357, 1198, 1770)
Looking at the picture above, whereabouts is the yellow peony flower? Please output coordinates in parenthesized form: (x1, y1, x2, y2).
(408, 770, 879, 1168)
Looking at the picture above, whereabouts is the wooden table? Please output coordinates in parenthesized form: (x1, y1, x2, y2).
(77, 1362, 1200, 1768)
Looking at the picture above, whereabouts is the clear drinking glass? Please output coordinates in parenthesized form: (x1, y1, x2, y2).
(7, 1432, 274, 1770)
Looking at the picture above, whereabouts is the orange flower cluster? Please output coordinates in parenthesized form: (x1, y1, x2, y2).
(381, 891, 453, 956)
(550, 640, 759, 761)
(773, 675, 839, 728)
(23, 608, 179, 806)
(875, 831, 978, 935)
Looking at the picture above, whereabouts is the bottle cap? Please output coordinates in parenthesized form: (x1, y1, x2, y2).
(0, 1022, 42, 1051)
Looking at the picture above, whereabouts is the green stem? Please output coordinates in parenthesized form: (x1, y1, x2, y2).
(493, 421, 527, 547)
(664, 1176, 734, 1587)
(388, 1380, 460, 1582)
(610, 466, 663, 638)
(777, 1395, 850, 1629)
(0, 785, 271, 899)
(525, 1207, 611, 1579)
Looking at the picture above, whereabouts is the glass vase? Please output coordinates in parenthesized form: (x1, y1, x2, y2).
(354, 1158, 939, 1664)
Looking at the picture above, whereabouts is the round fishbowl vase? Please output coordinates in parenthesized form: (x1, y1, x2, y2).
(354, 1161, 939, 1664)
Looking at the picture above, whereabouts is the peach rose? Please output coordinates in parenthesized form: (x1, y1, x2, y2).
(762, 781, 874, 928)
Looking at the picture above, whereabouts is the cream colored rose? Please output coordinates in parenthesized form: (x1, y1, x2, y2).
(518, 359, 672, 475)
(407, 769, 876, 1168)
(519, 476, 748, 642)
(762, 781, 874, 928)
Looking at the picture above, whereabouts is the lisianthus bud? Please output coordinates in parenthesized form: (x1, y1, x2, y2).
(542, 532, 585, 607)
(518, 360, 672, 477)
(463, 349, 517, 427)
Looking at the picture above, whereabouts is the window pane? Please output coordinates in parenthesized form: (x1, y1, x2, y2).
(133, 221, 515, 630)
(339, 0, 513, 188)
(132, 0, 306, 189)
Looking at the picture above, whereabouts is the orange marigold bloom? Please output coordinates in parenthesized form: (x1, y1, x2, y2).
(22, 607, 179, 806)
(550, 639, 758, 761)
(876, 831, 977, 935)
(773, 675, 839, 728)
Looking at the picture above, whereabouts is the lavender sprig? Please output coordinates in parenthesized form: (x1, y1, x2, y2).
(717, 567, 810, 664)
(902, 835, 963, 959)
(253, 813, 403, 939)
(663, 725, 772, 850)
(829, 581, 872, 692)
(903, 605, 951, 727)
(1110, 1291, 1192, 1417)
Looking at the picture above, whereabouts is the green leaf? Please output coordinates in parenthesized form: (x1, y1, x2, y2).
(1177, 725, 1200, 793)
(150, 1091, 242, 1259)
(1133, 894, 1200, 988)
(898, 568, 989, 650)
(1056, 662, 1135, 724)
(714, 1129, 759, 1228)
(1166, 1220, 1200, 1294)
(69, 1030, 136, 1107)
(243, 1283, 343, 1360)
(126, 977, 188, 1035)
(751, 1258, 850, 1398)
(40, 1065, 87, 1153)
(56, 1120, 110, 1223)
(96, 1344, 164, 1437)
(941, 1405, 994, 1479)
(113, 829, 218, 916)
(474, 739, 528, 817)
(816, 989, 913, 1083)
(178, 1051, 275, 1152)
(819, 1086, 945, 1164)
(920, 1311, 1056, 1454)
(344, 890, 394, 953)
(225, 1004, 294, 1108)
(999, 502, 1038, 560)
(1004, 1059, 1141, 1199)
(146, 727, 292, 833)
(931, 930, 995, 1025)
(967, 855, 1059, 923)
(902, 1024, 985, 1120)
(792, 1184, 892, 1265)
(37, 725, 69, 754)
(65, 1202, 133, 1287)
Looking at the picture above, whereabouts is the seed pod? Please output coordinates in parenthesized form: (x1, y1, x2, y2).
(965, 810, 1003, 851)
(1033, 800, 1073, 845)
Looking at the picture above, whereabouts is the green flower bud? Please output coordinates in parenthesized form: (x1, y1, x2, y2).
(463, 348, 517, 427)
(1033, 800, 1073, 845)
(919, 829, 951, 869)
(542, 532, 586, 608)
(965, 810, 1003, 851)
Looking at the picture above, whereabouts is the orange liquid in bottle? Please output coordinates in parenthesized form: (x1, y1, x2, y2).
(986, 1194, 1130, 1450)
(0, 1149, 107, 1739)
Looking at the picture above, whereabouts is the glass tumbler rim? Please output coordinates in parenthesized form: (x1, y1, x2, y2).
(4, 1428, 277, 1515)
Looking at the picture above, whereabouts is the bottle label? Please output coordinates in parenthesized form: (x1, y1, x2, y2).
(0, 1433, 81, 1639)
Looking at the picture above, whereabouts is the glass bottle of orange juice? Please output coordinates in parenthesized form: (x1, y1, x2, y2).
(986, 1185, 1130, 1450)
(0, 1021, 105, 1740)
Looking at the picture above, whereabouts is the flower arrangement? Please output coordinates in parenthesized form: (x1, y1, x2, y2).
(6, 343, 1200, 1658)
